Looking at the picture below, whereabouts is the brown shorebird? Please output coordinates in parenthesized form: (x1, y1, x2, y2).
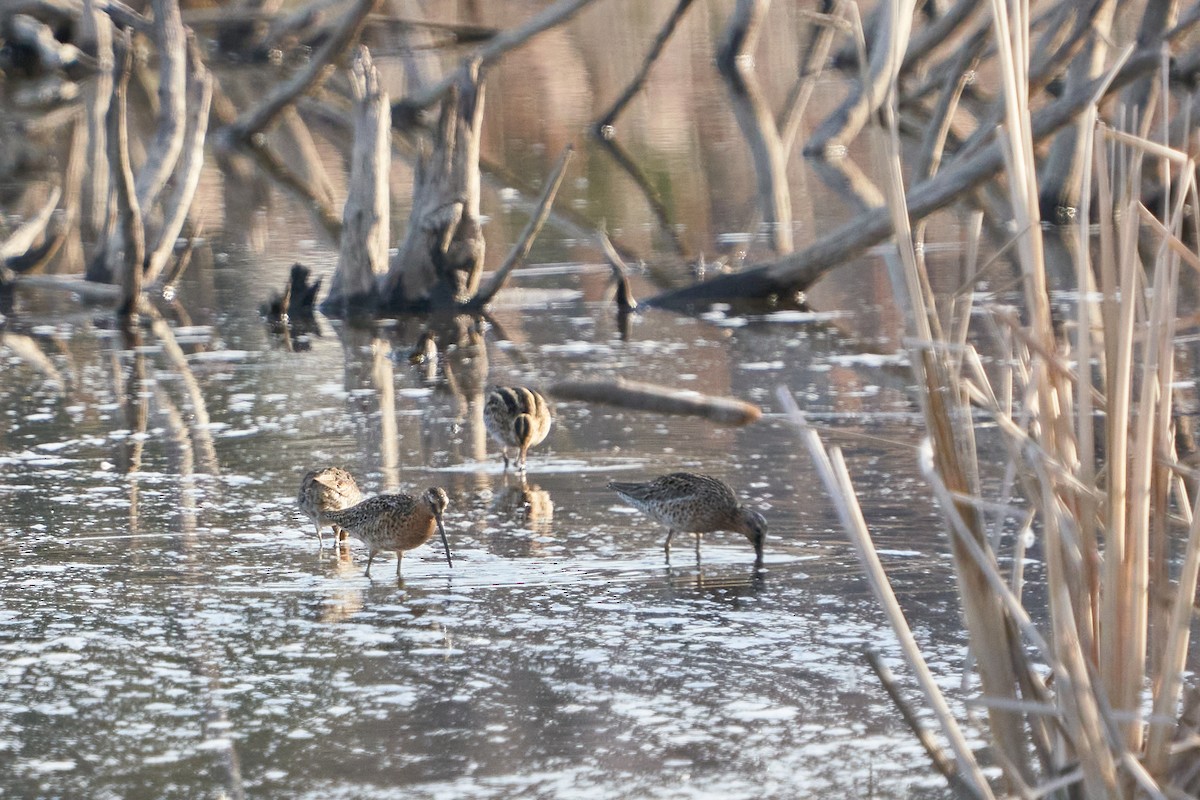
(297, 467, 364, 548)
(321, 488, 453, 578)
(608, 472, 767, 567)
(484, 386, 553, 473)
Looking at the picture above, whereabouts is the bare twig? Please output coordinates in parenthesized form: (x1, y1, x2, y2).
(593, 0, 696, 133)
(554, 378, 761, 425)
(717, 0, 792, 254)
(144, 50, 213, 285)
(0, 187, 61, 262)
(134, 0, 188, 213)
(220, 0, 376, 144)
(391, 0, 597, 116)
(596, 229, 638, 312)
(469, 145, 574, 308)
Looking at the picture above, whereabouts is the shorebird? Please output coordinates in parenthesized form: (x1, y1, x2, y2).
(321, 488, 453, 578)
(484, 386, 553, 472)
(608, 472, 767, 567)
(297, 467, 364, 548)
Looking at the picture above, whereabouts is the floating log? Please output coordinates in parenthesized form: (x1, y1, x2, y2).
(549, 378, 761, 426)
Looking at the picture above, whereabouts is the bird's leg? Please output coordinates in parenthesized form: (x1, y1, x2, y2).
(694, 533, 701, 565)
(365, 551, 375, 578)
(663, 530, 674, 564)
(314, 522, 325, 549)
(395, 552, 403, 577)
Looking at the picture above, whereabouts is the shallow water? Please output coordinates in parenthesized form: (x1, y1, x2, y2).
(0, 261, 976, 799)
(0, 2, 1006, 796)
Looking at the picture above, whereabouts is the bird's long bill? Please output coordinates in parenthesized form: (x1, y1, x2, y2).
(436, 514, 453, 568)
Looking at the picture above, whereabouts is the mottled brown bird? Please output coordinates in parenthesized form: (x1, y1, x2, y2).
(322, 488, 453, 578)
(297, 467, 364, 548)
(608, 472, 767, 567)
(484, 386, 553, 473)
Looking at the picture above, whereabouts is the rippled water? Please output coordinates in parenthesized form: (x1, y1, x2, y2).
(0, 255, 977, 798)
(0, 0, 1000, 792)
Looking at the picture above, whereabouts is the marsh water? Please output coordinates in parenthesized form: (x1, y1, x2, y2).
(0, 2, 1014, 798)
(2, 278, 972, 799)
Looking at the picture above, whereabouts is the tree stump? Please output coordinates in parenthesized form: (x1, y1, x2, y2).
(379, 62, 486, 312)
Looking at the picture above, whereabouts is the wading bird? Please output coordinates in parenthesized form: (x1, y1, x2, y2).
(608, 472, 767, 568)
(484, 386, 553, 473)
(297, 467, 364, 548)
(322, 488, 453, 578)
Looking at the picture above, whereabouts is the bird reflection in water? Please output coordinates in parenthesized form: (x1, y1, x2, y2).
(488, 476, 554, 558)
(666, 563, 767, 602)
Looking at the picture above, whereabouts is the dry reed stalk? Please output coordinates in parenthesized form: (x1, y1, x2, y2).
(777, 390, 995, 800)
(871, 4, 1036, 783)
(784, 1, 1200, 795)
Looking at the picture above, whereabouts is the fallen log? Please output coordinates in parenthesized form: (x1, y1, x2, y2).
(549, 378, 761, 426)
(644, 40, 1180, 311)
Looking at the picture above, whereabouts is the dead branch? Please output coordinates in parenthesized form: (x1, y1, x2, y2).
(596, 229, 638, 312)
(0, 0, 150, 34)
(550, 378, 761, 426)
(379, 63, 486, 311)
(597, 228, 638, 340)
(1039, 1, 1118, 217)
(278, 106, 338, 211)
(144, 48, 212, 286)
(587, 136, 686, 256)
(5, 13, 92, 75)
(219, 0, 376, 145)
(468, 145, 574, 309)
(106, 34, 141, 318)
(0, 186, 61, 262)
(593, 0, 696, 133)
(644, 41, 1180, 310)
(241, 137, 343, 241)
(900, 0, 986, 77)
(326, 45, 390, 311)
(780, 5, 847, 153)
(809, 156, 885, 215)
(77, 0, 112, 241)
(913, 37, 982, 182)
(391, 0, 597, 118)
(134, 0, 187, 213)
(805, 0, 914, 154)
(717, 0, 792, 255)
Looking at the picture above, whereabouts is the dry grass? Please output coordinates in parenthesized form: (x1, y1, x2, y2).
(783, 2, 1200, 797)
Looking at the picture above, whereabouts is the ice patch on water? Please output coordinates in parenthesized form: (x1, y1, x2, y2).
(823, 352, 910, 367)
(754, 309, 846, 323)
(195, 738, 234, 751)
(725, 700, 798, 721)
(188, 350, 252, 363)
(23, 759, 76, 773)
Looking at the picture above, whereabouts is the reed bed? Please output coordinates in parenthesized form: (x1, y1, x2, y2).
(782, 2, 1200, 798)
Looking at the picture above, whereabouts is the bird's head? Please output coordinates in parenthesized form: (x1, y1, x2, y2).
(424, 488, 453, 568)
(739, 508, 767, 567)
